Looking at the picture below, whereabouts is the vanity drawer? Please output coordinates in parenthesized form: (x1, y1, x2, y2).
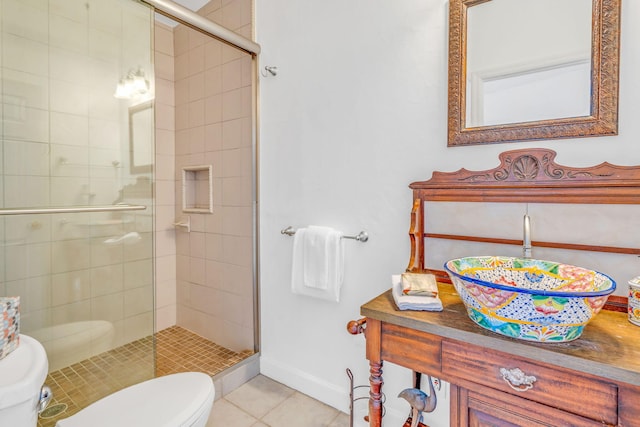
(442, 340, 617, 425)
(380, 323, 442, 376)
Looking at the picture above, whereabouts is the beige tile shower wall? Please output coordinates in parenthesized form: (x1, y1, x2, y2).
(154, 21, 177, 331)
(174, 0, 254, 353)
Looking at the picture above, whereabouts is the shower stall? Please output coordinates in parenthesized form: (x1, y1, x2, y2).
(0, 0, 259, 425)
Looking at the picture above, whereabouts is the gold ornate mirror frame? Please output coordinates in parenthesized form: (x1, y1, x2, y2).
(448, 0, 621, 147)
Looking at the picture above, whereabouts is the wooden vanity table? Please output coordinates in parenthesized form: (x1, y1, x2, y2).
(359, 283, 640, 426)
(349, 149, 640, 426)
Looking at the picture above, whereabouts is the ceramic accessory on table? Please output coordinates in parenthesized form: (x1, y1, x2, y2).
(1, 296, 20, 360)
(444, 256, 616, 343)
(628, 276, 640, 326)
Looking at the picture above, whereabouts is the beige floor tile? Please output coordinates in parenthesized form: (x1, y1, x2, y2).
(225, 374, 295, 419)
(250, 423, 269, 427)
(206, 399, 258, 427)
(261, 392, 339, 427)
(328, 412, 350, 427)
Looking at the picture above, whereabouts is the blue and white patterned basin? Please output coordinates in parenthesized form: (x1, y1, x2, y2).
(444, 256, 616, 342)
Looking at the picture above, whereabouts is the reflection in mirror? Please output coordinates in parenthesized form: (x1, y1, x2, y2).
(129, 100, 153, 174)
(448, 0, 621, 147)
(466, 0, 592, 127)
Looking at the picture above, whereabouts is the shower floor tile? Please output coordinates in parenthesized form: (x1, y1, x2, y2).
(37, 326, 254, 427)
(155, 326, 255, 376)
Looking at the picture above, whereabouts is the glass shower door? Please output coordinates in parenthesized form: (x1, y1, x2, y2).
(0, 0, 155, 392)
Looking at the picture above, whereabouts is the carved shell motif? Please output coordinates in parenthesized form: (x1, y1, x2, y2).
(452, 149, 616, 184)
(511, 155, 540, 180)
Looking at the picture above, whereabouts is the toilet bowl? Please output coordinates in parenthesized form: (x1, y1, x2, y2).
(0, 335, 50, 427)
(30, 320, 115, 371)
(55, 372, 215, 427)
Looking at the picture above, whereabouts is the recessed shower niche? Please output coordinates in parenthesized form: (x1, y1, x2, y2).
(182, 165, 213, 213)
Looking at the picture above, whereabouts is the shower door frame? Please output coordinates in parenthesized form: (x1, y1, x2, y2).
(142, 0, 263, 354)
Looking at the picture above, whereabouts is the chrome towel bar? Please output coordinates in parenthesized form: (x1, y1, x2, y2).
(281, 226, 369, 243)
(0, 204, 147, 216)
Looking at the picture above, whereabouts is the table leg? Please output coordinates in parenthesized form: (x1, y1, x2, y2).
(369, 360, 384, 427)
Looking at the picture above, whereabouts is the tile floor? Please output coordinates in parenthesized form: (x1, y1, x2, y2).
(207, 374, 350, 427)
(36, 326, 349, 426)
(155, 326, 254, 376)
(38, 326, 255, 427)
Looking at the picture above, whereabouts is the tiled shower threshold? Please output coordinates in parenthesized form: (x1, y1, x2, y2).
(38, 326, 256, 427)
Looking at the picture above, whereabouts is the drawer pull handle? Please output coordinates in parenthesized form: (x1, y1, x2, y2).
(500, 367, 536, 392)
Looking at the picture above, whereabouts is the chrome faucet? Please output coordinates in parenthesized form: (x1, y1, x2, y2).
(523, 214, 532, 258)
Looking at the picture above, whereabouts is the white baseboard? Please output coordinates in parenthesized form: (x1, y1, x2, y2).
(260, 356, 350, 412)
(259, 356, 407, 427)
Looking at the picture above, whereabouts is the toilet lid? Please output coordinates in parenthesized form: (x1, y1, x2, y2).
(56, 372, 214, 427)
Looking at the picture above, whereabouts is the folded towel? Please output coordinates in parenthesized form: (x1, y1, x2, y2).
(392, 275, 443, 311)
(401, 272, 438, 297)
(1, 296, 20, 360)
(291, 226, 344, 302)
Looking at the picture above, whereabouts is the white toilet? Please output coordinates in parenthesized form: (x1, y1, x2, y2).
(0, 335, 50, 427)
(30, 320, 115, 371)
(0, 334, 215, 427)
(55, 372, 215, 427)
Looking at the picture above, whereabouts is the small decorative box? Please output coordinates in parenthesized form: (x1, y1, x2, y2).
(0, 296, 20, 360)
(628, 277, 640, 327)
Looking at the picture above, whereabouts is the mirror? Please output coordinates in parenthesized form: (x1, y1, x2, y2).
(129, 100, 153, 174)
(448, 0, 621, 147)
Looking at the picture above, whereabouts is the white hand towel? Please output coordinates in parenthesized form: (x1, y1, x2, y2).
(303, 227, 330, 289)
(391, 275, 443, 311)
(291, 226, 344, 302)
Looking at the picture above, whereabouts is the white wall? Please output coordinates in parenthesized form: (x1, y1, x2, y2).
(256, 1, 640, 425)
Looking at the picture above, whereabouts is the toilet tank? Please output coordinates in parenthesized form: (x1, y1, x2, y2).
(0, 335, 49, 427)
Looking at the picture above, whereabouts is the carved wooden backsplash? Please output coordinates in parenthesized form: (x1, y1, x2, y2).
(406, 148, 640, 311)
(409, 148, 640, 204)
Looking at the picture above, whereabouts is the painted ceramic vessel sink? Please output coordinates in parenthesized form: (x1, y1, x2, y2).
(444, 256, 616, 342)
